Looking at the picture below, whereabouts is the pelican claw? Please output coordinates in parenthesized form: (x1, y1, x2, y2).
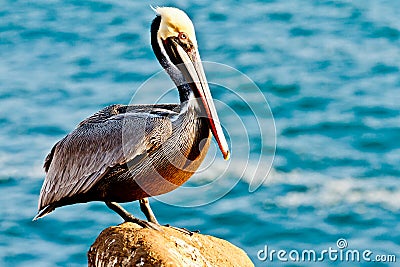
(164, 224, 199, 236)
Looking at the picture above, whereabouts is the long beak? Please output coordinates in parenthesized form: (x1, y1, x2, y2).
(171, 42, 230, 160)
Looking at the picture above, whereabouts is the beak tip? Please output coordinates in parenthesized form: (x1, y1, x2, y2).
(223, 150, 230, 160)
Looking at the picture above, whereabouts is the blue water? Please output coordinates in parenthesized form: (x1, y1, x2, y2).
(1, 0, 399, 266)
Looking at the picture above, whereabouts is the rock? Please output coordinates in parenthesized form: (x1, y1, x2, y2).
(88, 222, 254, 267)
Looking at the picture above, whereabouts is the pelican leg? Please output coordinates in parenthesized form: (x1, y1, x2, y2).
(139, 198, 159, 224)
(105, 201, 160, 231)
(138, 198, 195, 235)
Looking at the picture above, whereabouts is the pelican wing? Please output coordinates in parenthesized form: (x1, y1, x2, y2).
(38, 104, 175, 211)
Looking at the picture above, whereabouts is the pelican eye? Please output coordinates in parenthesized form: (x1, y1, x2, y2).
(178, 32, 187, 40)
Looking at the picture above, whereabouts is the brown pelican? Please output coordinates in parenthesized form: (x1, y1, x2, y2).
(34, 7, 230, 228)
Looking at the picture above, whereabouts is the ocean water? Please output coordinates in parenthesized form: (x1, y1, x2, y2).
(1, 0, 399, 266)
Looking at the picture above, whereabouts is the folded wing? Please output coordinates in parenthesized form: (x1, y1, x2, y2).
(37, 104, 175, 213)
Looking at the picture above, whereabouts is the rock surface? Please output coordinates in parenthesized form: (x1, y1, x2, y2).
(88, 222, 254, 267)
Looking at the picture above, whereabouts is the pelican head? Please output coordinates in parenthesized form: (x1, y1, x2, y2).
(151, 7, 230, 160)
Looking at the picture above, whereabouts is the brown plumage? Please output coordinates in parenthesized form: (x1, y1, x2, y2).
(36, 103, 210, 219)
